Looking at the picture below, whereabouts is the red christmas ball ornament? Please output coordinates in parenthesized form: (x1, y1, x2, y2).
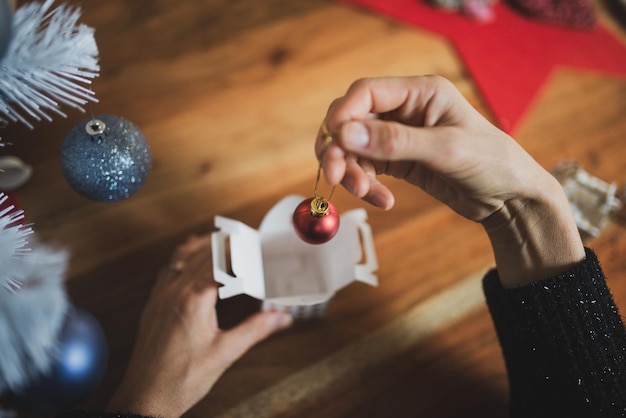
(293, 121, 341, 244)
(292, 196, 340, 244)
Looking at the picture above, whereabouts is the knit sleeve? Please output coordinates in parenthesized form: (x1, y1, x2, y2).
(483, 248, 626, 418)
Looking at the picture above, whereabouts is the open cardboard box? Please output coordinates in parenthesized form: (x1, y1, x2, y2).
(212, 195, 378, 319)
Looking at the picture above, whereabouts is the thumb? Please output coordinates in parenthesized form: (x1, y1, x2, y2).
(215, 310, 293, 365)
(338, 120, 445, 163)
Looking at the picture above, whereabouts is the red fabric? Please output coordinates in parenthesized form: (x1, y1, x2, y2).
(508, 0, 596, 29)
(338, 0, 626, 133)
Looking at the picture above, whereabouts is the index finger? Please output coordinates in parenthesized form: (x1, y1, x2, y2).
(317, 76, 451, 185)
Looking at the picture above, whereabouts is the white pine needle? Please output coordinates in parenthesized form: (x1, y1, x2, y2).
(0, 0, 99, 129)
(0, 193, 33, 292)
(0, 242, 69, 394)
(0, 193, 70, 394)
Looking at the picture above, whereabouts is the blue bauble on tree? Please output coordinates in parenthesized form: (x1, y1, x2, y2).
(0, 0, 12, 62)
(7, 307, 109, 415)
(61, 114, 152, 202)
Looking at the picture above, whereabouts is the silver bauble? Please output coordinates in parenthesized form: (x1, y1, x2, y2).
(60, 115, 151, 202)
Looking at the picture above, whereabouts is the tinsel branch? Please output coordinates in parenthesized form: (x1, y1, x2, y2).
(0, 193, 33, 291)
(0, 243, 69, 394)
(0, 0, 99, 129)
(0, 193, 69, 394)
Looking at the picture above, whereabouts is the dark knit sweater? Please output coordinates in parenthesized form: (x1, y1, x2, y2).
(483, 248, 626, 417)
(59, 248, 626, 418)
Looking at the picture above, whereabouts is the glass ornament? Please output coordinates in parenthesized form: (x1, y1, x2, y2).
(292, 196, 340, 244)
(0, 0, 12, 61)
(7, 307, 108, 414)
(60, 114, 151, 202)
(292, 123, 340, 244)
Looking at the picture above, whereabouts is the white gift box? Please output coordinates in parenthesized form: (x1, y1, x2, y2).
(212, 195, 378, 319)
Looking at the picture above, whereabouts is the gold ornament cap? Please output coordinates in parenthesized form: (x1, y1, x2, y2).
(310, 196, 330, 217)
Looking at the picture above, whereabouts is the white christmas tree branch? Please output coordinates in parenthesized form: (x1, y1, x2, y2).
(0, 193, 33, 292)
(0, 243, 69, 394)
(0, 0, 99, 129)
(0, 193, 70, 394)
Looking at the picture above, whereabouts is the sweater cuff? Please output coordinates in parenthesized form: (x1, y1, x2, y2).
(482, 247, 626, 417)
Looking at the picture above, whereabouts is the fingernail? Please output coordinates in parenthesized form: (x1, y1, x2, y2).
(343, 122, 369, 149)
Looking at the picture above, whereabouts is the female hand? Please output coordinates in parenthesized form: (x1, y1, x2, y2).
(319, 75, 585, 287)
(106, 235, 293, 418)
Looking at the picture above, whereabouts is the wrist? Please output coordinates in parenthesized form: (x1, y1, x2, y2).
(481, 175, 585, 288)
(106, 381, 183, 418)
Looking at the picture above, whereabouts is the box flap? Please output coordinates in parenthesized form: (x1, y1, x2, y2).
(212, 216, 265, 300)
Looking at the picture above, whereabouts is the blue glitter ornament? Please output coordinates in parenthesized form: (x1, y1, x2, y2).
(61, 114, 151, 202)
(7, 307, 109, 415)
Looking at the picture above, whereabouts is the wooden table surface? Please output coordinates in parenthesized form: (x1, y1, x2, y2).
(4, 1, 626, 417)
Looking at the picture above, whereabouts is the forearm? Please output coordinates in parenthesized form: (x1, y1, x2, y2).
(106, 384, 176, 418)
(481, 174, 585, 289)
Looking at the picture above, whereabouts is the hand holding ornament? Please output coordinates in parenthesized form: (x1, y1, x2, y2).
(318, 75, 585, 288)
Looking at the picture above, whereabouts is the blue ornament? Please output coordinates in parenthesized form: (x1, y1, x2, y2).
(61, 114, 152, 202)
(0, 0, 11, 62)
(7, 307, 109, 415)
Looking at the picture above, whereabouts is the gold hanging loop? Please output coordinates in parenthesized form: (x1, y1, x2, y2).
(314, 122, 336, 201)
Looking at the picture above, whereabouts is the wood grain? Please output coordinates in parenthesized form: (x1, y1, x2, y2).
(2, 1, 625, 417)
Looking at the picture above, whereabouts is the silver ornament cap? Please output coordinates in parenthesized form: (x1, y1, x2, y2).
(60, 115, 152, 202)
